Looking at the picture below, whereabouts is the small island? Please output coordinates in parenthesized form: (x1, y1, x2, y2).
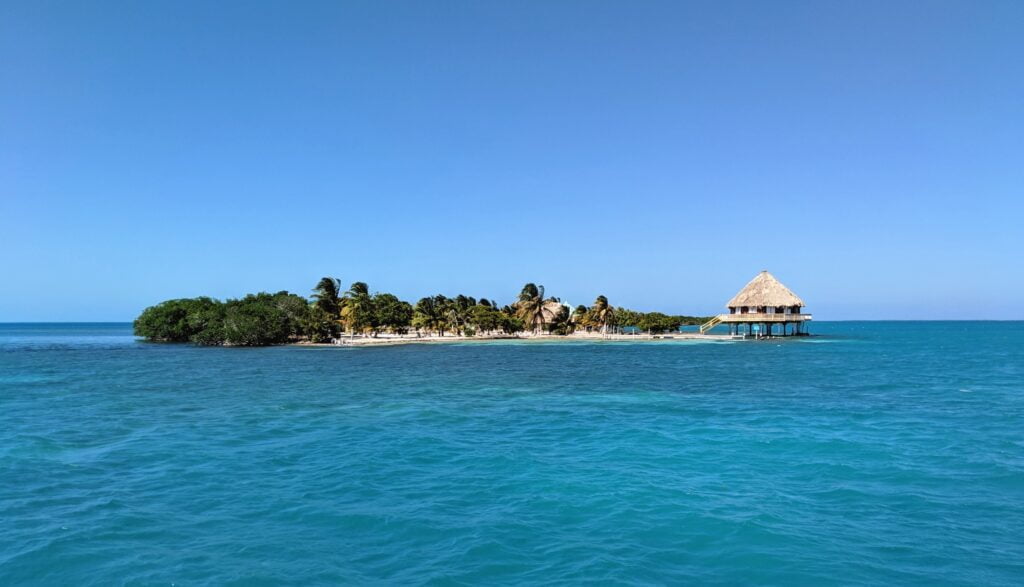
(133, 278, 712, 347)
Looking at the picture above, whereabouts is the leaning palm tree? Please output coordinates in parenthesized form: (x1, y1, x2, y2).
(346, 282, 369, 297)
(311, 277, 342, 315)
(573, 304, 590, 331)
(590, 295, 615, 334)
(515, 283, 558, 334)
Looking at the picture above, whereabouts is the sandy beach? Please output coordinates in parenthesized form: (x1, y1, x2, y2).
(297, 330, 740, 347)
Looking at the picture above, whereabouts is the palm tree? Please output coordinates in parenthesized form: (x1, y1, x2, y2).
(413, 295, 452, 336)
(341, 282, 373, 335)
(590, 295, 615, 334)
(549, 305, 574, 335)
(413, 296, 439, 336)
(515, 283, 558, 334)
(448, 295, 475, 335)
(346, 282, 369, 297)
(573, 304, 589, 331)
(311, 277, 341, 315)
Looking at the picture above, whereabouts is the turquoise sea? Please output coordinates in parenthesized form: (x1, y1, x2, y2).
(1, 322, 1022, 585)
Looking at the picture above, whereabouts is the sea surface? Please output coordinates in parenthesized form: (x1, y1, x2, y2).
(1, 322, 1022, 585)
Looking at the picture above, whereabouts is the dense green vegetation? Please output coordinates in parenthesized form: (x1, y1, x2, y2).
(134, 277, 710, 346)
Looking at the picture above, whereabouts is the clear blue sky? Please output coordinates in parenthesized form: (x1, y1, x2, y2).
(2, 1, 1022, 321)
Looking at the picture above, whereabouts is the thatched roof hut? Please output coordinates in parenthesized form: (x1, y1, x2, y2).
(542, 299, 567, 319)
(700, 270, 811, 337)
(727, 270, 805, 309)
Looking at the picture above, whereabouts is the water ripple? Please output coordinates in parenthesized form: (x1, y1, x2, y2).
(1, 322, 1023, 584)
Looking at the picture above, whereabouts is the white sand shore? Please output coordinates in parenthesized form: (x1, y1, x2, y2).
(296, 331, 740, 348)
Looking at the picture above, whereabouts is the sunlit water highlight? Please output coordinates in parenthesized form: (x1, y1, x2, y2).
(2, 322, 1023, 584)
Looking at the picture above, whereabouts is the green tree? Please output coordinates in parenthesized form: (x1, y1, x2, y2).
(185, 298, 226, 344)
(446, 294, 476, 335)
(134, 297, 224, 343)
(501, 314, 525, 334)
(311, 277, 342, 316)
(304, 305, 338, 343)
(341, 282, 375, 334)
(221, 293, 292, 346)
(133, 299, 194, 342)
(638, 312, 681, 334)
(671, 315, 713, 326)
(413, 295, 448, 336)
(572, 304, 590, 330)
(271, 291, 313, 338)
(374, 293, 413, 335)
(588, 295, 616, 333)
(615, 308, 644, 333)
(470, 304, 502, 333)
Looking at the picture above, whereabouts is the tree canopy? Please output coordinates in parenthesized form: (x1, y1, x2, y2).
(134, 277, 710, 345)
(134, 291, 310, 346)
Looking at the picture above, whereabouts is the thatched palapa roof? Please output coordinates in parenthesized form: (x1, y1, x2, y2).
(727, 271, 805, 308)
(542, 300, 566, 319)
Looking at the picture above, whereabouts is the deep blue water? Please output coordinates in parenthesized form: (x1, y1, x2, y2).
(1, 322, 1022, 585)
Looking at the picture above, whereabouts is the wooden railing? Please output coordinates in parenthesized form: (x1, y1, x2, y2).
(699, 315, 723, 334)
(718, 313, 812, 323)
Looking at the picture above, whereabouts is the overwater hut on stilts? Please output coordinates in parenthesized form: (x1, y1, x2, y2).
(700, 271, 812, 337)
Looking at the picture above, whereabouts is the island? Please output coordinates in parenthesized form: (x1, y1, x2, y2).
(133, 278, 712, 347)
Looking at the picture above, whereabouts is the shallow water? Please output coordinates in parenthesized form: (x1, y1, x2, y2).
(2, 322, 1023, 584)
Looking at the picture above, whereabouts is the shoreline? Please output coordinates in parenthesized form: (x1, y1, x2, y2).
(295, 331, 745, 348)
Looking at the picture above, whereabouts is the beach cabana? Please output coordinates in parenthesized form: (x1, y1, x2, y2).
(700, 271, 812, 336)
